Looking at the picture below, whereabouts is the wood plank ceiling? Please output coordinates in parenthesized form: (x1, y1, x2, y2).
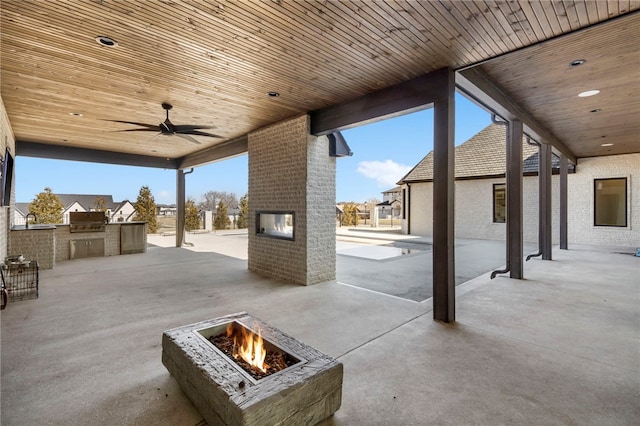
(1, 1, 638, 166)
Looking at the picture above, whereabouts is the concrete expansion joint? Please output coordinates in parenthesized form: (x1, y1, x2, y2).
(334, 310, 431, 360)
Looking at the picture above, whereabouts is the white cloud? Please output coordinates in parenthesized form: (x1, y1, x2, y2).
(357, 160, 412, 188)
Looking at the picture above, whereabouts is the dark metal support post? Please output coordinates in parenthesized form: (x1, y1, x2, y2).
(506, 119, 523, 279)
(525, 137, 543, 262)
(540, 143, 553, 260)
(432, 68, 455, 323)
(559, 155, 568, 250)
(407, 184, 411, 235)
(491, 115, 510, 278)
(176, 169, 186, 247)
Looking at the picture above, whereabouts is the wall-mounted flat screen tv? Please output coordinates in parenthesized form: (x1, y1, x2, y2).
(2, 147, 14, 207)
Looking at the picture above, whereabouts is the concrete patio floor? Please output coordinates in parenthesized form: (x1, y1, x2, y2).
(1, 231, 638, 425)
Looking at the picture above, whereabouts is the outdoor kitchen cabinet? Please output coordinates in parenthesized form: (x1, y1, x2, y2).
(69, 238, 105, 259)
(120, 222, 146, 255)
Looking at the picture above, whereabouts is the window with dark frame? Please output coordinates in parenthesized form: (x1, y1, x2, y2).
(594, 178, 627, 227)
(493, 183, 506, 223)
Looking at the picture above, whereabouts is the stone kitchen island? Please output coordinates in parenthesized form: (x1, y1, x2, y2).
(8, 221, 147, 270)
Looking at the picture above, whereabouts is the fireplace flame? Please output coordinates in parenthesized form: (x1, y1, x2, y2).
(227, 323, 268, 373)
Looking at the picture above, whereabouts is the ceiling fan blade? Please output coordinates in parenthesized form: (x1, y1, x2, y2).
(179, 130, 223, 138)
(109, 104, 216, 144)
(114, 128, 160, 133)
(106, 119, 157, 129)
(175, 133, 201, 144)
(173, 124, 216, 131)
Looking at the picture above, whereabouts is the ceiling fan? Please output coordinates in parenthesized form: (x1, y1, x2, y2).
(108, 103, 222, 145)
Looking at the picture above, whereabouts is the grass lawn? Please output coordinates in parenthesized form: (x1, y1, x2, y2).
(157, 215, 176, 233)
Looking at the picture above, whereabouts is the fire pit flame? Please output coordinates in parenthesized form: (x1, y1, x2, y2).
(228, 323, 268, 373)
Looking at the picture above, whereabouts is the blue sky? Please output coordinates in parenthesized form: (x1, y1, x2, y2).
(17, 93, 491, 205)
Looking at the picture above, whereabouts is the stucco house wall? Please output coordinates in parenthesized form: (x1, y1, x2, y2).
(399, 124, 638, 248)
(452, 176, 560, 244)
(402, 154, 637, 247)
(404, 176, 560, 244)
(404, 183, 432, 237)
(455, 178, 508, 241)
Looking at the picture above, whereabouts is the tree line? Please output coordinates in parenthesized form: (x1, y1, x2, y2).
(26, 186, 249, 234)
(28, 186, 379, 231)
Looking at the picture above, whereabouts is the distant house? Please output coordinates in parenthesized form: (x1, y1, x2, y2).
(13, 203, 30, 226)
(398, 124, 639, 247)
(377, 186, 402, 219)
(157, 204, 177, 216)
(111, 200, 136, 223)
(15, 193, 135, 225)
(382, 186, 401, 203)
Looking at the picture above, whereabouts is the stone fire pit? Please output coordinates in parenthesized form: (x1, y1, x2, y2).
(162, 312, 343, 426)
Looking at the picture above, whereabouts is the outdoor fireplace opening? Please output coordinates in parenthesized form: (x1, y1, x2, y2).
(256, 211, 294, 240)
(201, 321, 300, 381)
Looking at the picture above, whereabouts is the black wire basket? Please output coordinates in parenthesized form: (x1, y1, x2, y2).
(1, 257, 39, 302)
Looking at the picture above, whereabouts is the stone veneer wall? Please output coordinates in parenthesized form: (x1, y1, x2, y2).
(248, 115, 336, 285)
(7, 223, 146, 270)
(8, 229, 56, 269)
(0, 96, 16, 261)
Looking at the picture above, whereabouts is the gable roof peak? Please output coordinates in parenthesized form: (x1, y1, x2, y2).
(399, 123, 540, 183)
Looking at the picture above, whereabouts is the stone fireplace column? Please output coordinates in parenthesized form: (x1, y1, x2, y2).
(248, 115, 336, 285)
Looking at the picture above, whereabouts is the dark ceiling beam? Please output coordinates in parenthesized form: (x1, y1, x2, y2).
(177, 135, 248, 169)
(457, 67, 577, 164)
(15, 141, 179, 169)
(309, 68, 457, 135)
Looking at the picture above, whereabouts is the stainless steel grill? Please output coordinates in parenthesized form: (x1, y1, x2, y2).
(69, 211, 106, 233)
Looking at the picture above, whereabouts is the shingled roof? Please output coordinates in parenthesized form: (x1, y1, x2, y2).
(54, 194, 119, 211)
(15, 202, 30, 215)
(398, 124, 565, 184)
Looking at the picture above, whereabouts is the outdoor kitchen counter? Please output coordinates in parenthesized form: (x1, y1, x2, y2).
(54, 222, 147, 263)
(8, 222, 147, 270)
(10, 224, 57, 230)
(8, 225, 57, 269)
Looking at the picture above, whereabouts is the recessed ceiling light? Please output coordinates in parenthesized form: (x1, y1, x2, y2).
(578, 89, 600, 97)
(569, 59, 587, 67)
(590, 109, 601, 113)
(95, 36, 118, 47)
(69, 112, 83, 117)
(267, 91, 280, 97)
(601, 143, 614, 147)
